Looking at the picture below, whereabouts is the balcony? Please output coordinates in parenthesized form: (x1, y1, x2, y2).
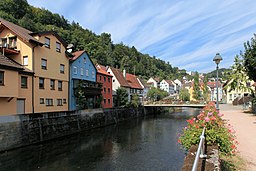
(73, 80, 102, 97)
(0, 37, 19, 55)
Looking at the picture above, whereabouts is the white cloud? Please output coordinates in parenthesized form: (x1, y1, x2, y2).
(27, 0, 256, 72)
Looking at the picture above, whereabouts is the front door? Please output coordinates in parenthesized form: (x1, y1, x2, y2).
(17, 99, 25, 114)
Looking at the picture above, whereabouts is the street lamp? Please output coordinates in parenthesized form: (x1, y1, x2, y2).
(213, 53, 223, 110)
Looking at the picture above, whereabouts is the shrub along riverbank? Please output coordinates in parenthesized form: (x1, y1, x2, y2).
(179, 102, 238, 170)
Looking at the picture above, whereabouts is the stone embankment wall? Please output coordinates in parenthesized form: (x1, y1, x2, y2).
(0, 107, 152, 152)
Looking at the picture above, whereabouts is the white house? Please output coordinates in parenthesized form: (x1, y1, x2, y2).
(160, 79, 175, 95)
(174, 79, 182, 94)
(147, 77, 160, 88)
(207, 81, 223, 102)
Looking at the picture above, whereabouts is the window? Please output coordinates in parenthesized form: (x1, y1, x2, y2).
(100, 76, 102, 81)
(104, 87, 106, 94)
(9, 37, 17, 48)
(46, 99, 53, 106)
(41, 59, 47, 70)
(58, 81, 62, 91)
(81, 68, 84, 76)
(21, 76, 27, 88)
(108, 77, 110, 82)
(92, 71, 95, 78)
(108, 99, 110, 104)
(104, 76, 106, 82)
(23, 56, 28, 66)
(57, 99, 63, 106)
(63, 99, 67, 104)
(45, 37, 50, 48)
(1, 38, 7, 47)
(56, 42, 61, 52)
(60, 64, 64, 74)
(83, 57, 86, 63)
(104, 99, 106, 104)
(86, 70, 89, 76)
(108, 88, 110, 93)
(40, 98, 44, 104)
(0, 71, 4, 86)
(39, 78, 44, 89)
(73, 66, 77, 74)
(50, 79, 55, 90)
(113, 79, 115, 82)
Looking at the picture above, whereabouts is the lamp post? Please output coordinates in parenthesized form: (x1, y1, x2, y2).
(213, 53, 223, 110)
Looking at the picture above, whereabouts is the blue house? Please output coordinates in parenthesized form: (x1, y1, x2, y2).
(69, 50, 102, 110)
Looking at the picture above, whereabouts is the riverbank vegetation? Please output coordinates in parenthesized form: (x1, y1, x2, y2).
(178, 102, 238, 155)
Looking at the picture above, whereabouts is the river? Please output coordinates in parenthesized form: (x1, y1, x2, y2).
(0, 107, 200, 171)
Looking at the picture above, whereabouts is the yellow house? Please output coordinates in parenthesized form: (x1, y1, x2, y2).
(0, 18, 69, 115)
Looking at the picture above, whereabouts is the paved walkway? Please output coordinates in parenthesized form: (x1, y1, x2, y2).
(220, 104, 256, 171)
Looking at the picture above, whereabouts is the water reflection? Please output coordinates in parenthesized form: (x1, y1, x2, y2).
(0, 108, 200, 171)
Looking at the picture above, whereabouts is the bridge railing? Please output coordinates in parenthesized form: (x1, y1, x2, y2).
(191, 127, 207, 171)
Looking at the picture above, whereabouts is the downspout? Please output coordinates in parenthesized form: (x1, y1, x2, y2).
(32, 44, 38, 114)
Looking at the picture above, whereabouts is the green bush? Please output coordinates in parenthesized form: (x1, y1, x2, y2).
(178, 102, 237, 155)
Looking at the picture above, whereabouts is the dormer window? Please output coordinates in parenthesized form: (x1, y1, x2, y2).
(9, 37, 17, 48)
(45, 37, 50, 48)
(56, 42, 61, 52)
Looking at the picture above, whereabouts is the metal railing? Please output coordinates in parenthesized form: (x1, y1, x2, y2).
(192, 127, 207, 171)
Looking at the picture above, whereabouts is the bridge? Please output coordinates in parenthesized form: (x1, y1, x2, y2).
(144, 104, 205, 108)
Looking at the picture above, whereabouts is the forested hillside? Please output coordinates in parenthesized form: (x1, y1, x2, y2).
(0, 0, 188, 80)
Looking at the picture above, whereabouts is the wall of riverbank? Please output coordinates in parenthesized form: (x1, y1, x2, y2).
(0, 107, 155, 152)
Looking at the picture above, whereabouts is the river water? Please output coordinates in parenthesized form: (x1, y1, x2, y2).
(0, 107, 200, 171)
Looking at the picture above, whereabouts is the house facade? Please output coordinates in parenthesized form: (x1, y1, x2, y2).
(147, 77, 160, 88)
(160, 79, 175, 95)
(174, 79, 182, 94)
(207, 81, 223, 102)
(69, 51, 102, 110)
(96, 64, 113, 108)
(0, 18, 69, 115)
(126, 73, 144, 102)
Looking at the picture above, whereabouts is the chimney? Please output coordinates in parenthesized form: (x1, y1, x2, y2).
(123, 69, 126, 78)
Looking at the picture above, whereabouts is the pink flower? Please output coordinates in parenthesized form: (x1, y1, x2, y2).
(208, 112, 213, 116)
(205, 117, 210, 122)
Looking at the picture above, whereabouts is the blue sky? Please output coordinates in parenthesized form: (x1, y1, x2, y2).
(27, 0, 256, 73)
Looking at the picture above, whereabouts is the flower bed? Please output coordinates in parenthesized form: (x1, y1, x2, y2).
(179, 102, 238, 155)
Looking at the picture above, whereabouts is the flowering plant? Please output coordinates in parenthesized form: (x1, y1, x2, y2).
(178, 102, 237, 155)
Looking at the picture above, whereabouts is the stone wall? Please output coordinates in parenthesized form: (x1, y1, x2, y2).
(0, 107, 147, 152)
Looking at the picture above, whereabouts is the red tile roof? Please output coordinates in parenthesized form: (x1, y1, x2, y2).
(110, 67, 130, 87)
(96, 64, 112, 76)
(71, 50, 85, 61)
(165, 80, 174, 85)
(126, 73, 143, 89)
(207, 81, 222, 88)
(0, 18, 43, 45)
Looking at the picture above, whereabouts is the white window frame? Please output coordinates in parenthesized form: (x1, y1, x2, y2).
(23, 56, 28, 66)
(73, 66, 77, 74)
(81, 68, 84, 76)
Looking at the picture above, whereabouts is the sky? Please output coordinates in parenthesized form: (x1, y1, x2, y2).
(27, 0, 256, 73)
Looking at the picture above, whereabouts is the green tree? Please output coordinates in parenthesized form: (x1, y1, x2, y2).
(130, 93, 139, 108)
(147, 87, 168, 101)
(193, 72, 201, 101)
(243, 34, 256, 94)
(203, 76, 209, 101)
(116, 87, 128, 107)
(179, 87, 190, 101)
(225, 55, 252, 94)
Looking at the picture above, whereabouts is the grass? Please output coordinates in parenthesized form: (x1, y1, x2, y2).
(220, 154, 246, 171)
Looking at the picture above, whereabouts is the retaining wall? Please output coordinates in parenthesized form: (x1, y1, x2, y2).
(0, 107, 148, 152)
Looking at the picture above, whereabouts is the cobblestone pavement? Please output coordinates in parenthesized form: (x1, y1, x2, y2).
(220, 104, 256, 171)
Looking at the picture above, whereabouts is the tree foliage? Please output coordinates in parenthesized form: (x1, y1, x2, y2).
(0, 0, 189, 80)
(116, 87, 128, 107)
(203, 76, 209, 101)
(147, 87, 169, 101)
(179, 87, 190, 101)
(243, 34, 256, 83)
(193, 72, 201, 101)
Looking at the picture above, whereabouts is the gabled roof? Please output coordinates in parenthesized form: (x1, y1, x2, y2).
(70, 50, 97, 71)
(126, 73, 143, 89)
(109, 67, 130, 87)
(71, 50, 85, 61)
(164, 79, 174, 85)
(153, 77, 161, 82)
(0, 18, 43, 46)
(0, 53, 23, 70)
(30, 31, 67, 48)
(96, 64, 112, 77)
